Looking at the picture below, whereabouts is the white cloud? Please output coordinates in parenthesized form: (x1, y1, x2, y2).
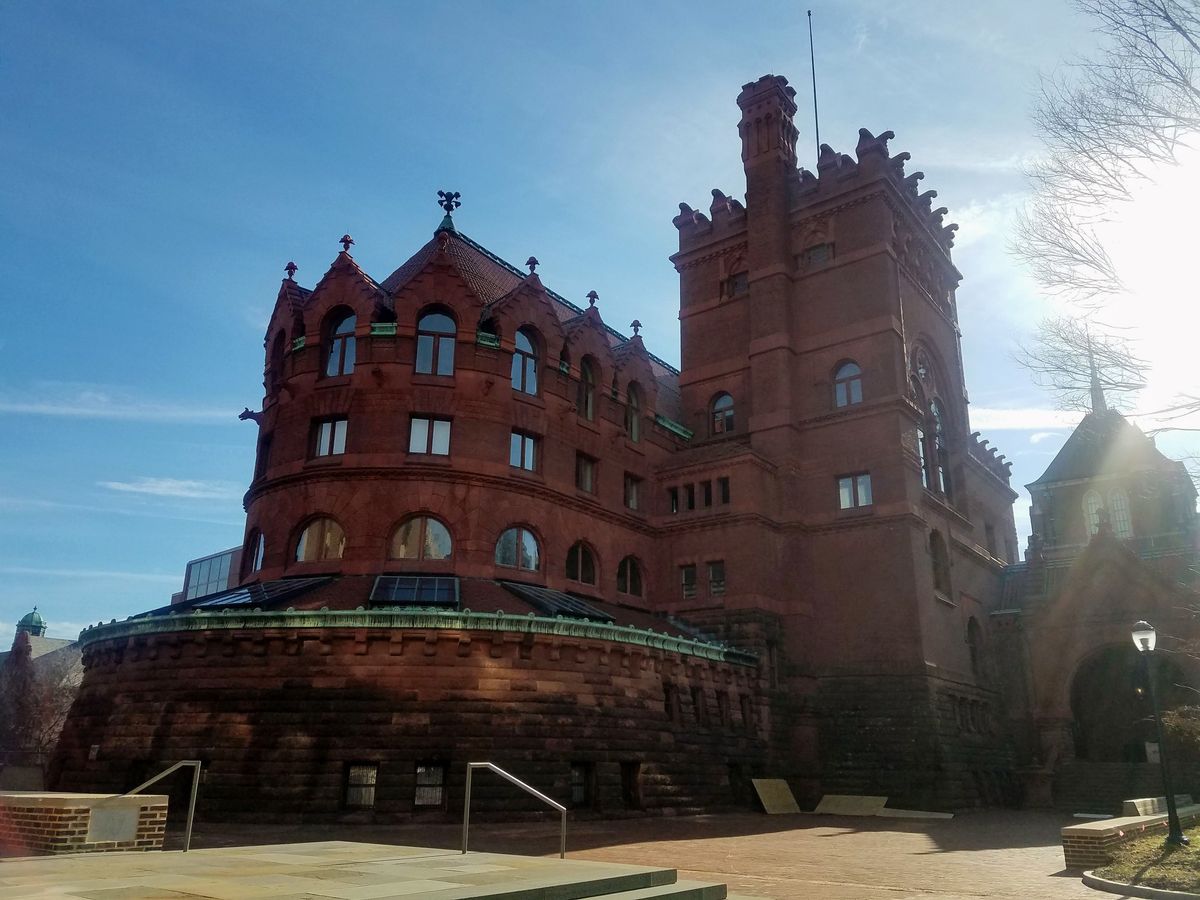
(0, 381, 237, 424)
(98, 477, 242, 500)
(971, 407, 1084, 431)
(1029, 431, 1063, 445)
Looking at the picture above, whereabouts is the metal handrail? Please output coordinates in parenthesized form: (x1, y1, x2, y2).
(461, 762, 567, 859)
(106, 760, 203, 852)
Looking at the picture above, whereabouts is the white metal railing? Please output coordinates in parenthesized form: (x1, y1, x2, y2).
(109, 760, 203, 852)
(461, 762, 566, 858)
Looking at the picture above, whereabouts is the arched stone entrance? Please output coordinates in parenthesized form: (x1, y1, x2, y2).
(1070, 644, 1190, 762)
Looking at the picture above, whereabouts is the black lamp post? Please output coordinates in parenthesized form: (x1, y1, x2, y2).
(1132, 620, 1189, 846)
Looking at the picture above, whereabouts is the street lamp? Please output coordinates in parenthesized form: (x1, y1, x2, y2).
(1131, 620, 1189, 846)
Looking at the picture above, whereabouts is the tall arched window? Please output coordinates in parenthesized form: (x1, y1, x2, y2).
(566, 541, 597, 585)
(495, 526, 540, 571)
(295, 517, 345, 562)
(389, 516, 452, 561)
(577, 357, 597, 421)
(930, 530, 951, 596)
(1083, 490, 1104, 536)
(268, 330, 287, 390)
(415, 311, 456, 376)
(930, 399, 951, 499)
(834, 362, 863, 408)
(625, 383, 642, 442)
(1109, 489, 1133, 538)
(617, 556, 643, 597)
(512, 327, 539, 395)
(711, 393, 734, 435)
(325, 312, 356, 377)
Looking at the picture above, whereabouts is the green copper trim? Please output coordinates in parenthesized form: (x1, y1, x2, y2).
(654, 413, 694, 441)
(76, 608, 756, 666)
(370, 322, 398, 337)
(475, 331, 501, 349)
(291, 336, 306, 351)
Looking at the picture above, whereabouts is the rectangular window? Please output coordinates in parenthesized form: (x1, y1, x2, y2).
(800, 242, 834, 267)
(569, 762, 595, 809)
(691, 686, 708, 726)
(575, 453, 596, 493)
(620, 761, 642, 810)
(718, 476, 730, 504)
(984, 523, 997, 556)
(726, 271, 749, 298)
(664, 682, 680, 721)
(410, 416, 451, 455)
(680, 564, 697, 600)
(837, 473, 873, 509)
(510, 430, 537, 471)
(716, 692, 730, 727)
(414, 761, 447, 808)
(624, 473, 641, 511)
(255, 433, 273, 478)
(344, 763, 378, 809)
(707, 560, 726, 596)
(685, 484, 696, 511)
(702, 480, 713, 508)
(668, 487, 679, 514)
(740, 694, 754, 731)
(313, 418, 348, 457)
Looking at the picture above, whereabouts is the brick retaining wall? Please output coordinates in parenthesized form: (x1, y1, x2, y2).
(0, 792, 167, 856)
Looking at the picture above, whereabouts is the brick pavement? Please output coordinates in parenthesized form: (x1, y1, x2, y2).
(171, 810, 1099, 899)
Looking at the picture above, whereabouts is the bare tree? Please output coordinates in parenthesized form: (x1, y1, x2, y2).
(1015, 0, 1200, 304)
(1015, 315, 1149, 410)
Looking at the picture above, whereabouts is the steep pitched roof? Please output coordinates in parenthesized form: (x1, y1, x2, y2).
(1029, 409, 1184, 487)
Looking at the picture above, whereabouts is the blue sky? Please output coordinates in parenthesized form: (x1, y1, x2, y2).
(2, 1, 1187, 647)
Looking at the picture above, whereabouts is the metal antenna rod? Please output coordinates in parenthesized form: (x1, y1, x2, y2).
(807, 9, 821, 161)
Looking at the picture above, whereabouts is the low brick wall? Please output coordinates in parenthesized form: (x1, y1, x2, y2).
(0, 792, 168, 856)
(1061, 806, 1200, 869)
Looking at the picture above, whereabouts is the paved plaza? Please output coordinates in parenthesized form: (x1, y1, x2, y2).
(0, 810, 1118, 899)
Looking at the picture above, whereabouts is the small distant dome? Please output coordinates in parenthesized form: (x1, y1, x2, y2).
(17, 607, 46, 636)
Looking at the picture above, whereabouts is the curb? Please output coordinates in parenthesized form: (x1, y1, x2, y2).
(1084, 871, 1200, 899)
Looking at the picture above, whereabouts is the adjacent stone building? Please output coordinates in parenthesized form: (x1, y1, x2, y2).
(54, 73, 1081, 818)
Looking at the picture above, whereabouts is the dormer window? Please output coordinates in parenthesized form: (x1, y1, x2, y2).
(325, 312, 356, 377)
(512, 327, 539, 395)
(415, 311, 456, 376)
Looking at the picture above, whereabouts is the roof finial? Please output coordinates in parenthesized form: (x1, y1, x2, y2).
(525, 256, 539, 274)
(339, 234, 354, 253)
(437, 190, 461, 232)
(630, 319, 642, 336)
(284, 261, 298, 280)
(586, 290, 598, 308)
(1087, 327, 1107, 413)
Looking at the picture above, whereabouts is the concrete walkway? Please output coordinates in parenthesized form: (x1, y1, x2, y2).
(166, 810, 1098, 899)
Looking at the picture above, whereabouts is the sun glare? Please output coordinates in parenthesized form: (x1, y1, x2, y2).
(1094, 147, 1200, 426)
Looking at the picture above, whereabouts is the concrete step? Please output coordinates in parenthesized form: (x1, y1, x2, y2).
(589, 880, 728, 900)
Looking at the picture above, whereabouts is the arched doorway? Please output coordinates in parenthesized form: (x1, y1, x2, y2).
(1070, 645, 1190, 762)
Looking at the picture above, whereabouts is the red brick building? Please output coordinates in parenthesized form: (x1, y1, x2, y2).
(55, 74, 1026, 816)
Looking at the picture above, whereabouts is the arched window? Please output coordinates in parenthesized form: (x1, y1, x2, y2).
(389, 516, 452, 561)
(625, 382, 642, 442)
(610, 373, 620, 401)
(711, 393, 734, 435)
(566, 541, 597, 585)
(966, 617, 983, 681)
(295, 517, 345, 562)
(577, 357, 597, 421)
(268, 330, 287, 390)
(415, 311, 456, 376)
(834, 362, 863, 407)
(325, 311, 356, 377)
(930, 530, 951, 596)
(1083, 490, 1104, 536)
(617, 556, 643, 597)
(512, 327, 539, 395)
(495, 526, 540, 571)
(1109, 489, 1133, 538)
(247, 531, 265, 574)
(930, 399, 951, 499)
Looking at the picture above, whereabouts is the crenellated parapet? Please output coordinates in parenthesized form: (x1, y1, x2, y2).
(968, 431, 1014, 484)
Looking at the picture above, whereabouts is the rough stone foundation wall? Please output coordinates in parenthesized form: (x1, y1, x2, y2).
(0, 797, 166, 855)
(54, 624, 765, 818)
(817, 674, 1013, 810)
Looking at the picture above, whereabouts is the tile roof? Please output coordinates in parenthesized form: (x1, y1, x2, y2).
(1029, 410, 1186, 487)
